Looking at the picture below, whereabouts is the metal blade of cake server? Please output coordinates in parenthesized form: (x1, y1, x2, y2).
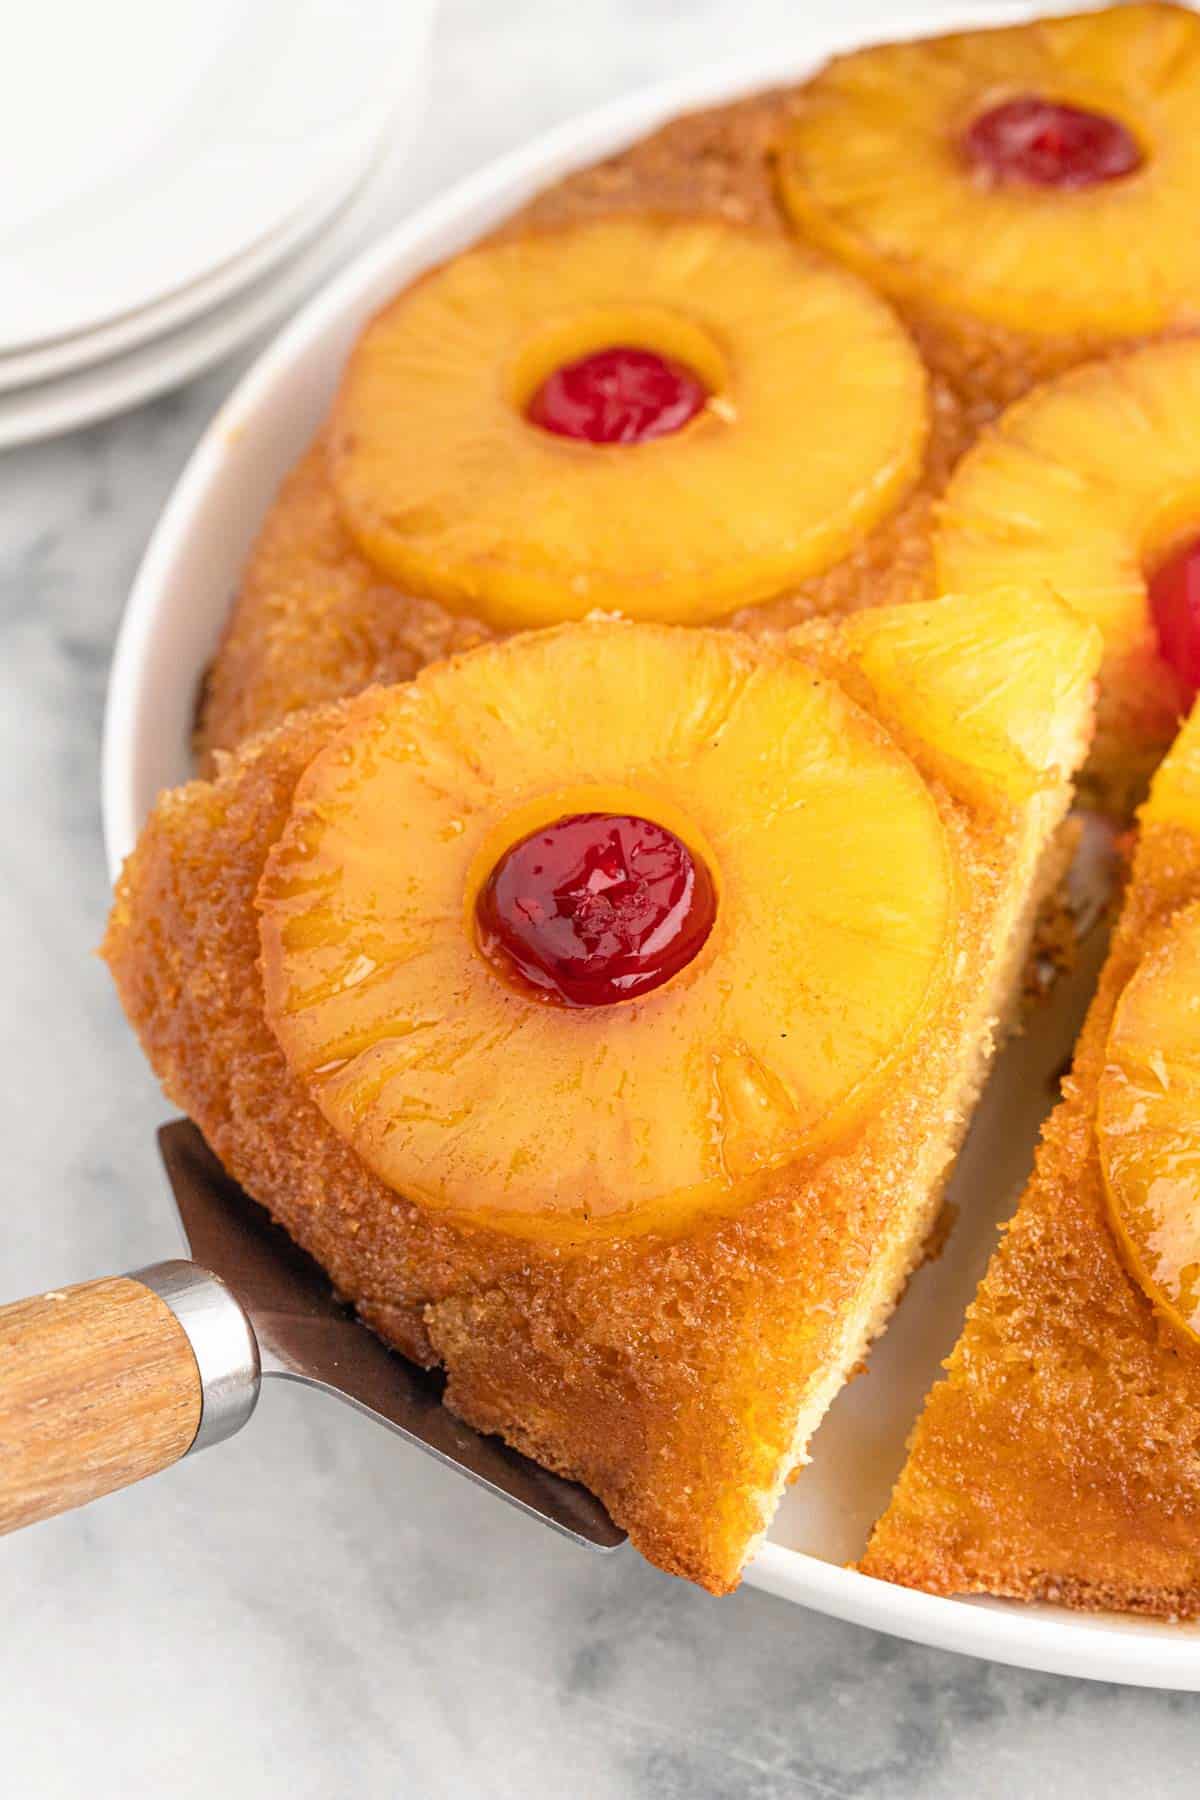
(156, 1119, 626, 1550)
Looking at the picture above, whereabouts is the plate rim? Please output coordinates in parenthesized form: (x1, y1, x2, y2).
(0, 131, 380, 394)
(0, 142, 397, 453)
(100, 0, 1200, 1688)
(0, 0, 430, 352)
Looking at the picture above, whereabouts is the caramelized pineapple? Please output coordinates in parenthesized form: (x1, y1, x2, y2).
(1104, 703, 1200, 1336)
(257, 622, 955, 1240)
(838, 584, 1101, 808)
(777, 5, 1200, 401)
(934, 339, 1200, 804)
(1143, 694, 1200, 835)
(328, 216, 929, 629)
(1099, 903, 1200, 1342)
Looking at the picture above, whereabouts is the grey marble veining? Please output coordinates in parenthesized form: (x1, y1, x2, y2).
(5, 4, 1200, 1794)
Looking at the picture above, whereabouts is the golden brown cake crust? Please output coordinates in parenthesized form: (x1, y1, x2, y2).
(194, 437, 495, 764)
(196, 88, 973, 767)
(109, 620, 1063, 1594)
(859, 820, 1200, 1618)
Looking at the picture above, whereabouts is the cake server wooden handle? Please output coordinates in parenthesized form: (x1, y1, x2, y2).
(0, 1262, 260, 1535)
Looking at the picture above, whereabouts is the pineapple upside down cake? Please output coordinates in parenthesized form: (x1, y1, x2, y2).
(197, 214, 944, 763)
(106, 596, 1099, 1591)
(862, 703, 1200, 1619)
(199, 3, 1200, 798)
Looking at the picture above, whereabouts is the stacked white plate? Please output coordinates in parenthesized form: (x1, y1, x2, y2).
(0, 0, 436, 449)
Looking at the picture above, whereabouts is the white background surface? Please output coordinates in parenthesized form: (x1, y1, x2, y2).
(6, 2, 1200, 1793)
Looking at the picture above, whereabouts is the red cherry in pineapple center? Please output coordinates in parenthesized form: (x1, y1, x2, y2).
(527, 346, 708, 444)
(964, 96, 1142, 189)
(477, 812, 717, 1006)
(1149, 535, 1200, 698)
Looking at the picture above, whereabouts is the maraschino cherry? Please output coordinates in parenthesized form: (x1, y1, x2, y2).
(477, 812, 716, 1006)
(527, 346, 707, 444)
(1149, 536, 1200, 698)
(964, 97, 1142, 189)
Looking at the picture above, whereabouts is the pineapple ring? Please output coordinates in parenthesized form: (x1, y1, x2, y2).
(934, 339, 1200, 754)
(1099, 902, 1200, 1343)
(257, 623, 955, 1242)
(777, 4, 1200, 337)
(328, 216, 929, 630)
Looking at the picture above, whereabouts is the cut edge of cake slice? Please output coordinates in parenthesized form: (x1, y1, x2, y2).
(858, 702, 1200, 1617)
(728, 588, 1099, 1584)
(104, 597, 1099, 1593)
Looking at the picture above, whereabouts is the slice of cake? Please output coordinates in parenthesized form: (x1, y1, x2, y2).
(861, 703, 1200, 1617)
(105, 595, 1097, 1591)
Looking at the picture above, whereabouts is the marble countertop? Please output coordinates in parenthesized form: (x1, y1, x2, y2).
(5, 3, 1200, 1794)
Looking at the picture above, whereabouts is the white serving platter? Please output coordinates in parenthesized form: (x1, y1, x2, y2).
(100, 0, 1200, 1688)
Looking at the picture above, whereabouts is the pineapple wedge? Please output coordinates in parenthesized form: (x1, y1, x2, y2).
(1099, 707, 1200, 1339)
(1143, 693, 1200, 835)
(1099, 903, 1200, 1342)
(838, 584, 1100, 807)
(935, 339, 1200, 805)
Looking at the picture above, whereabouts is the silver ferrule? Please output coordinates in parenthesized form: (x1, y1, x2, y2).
(132, 1260, 261, 1454)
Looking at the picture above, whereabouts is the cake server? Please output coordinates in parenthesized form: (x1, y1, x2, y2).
(0, 1118, 626, 1549)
